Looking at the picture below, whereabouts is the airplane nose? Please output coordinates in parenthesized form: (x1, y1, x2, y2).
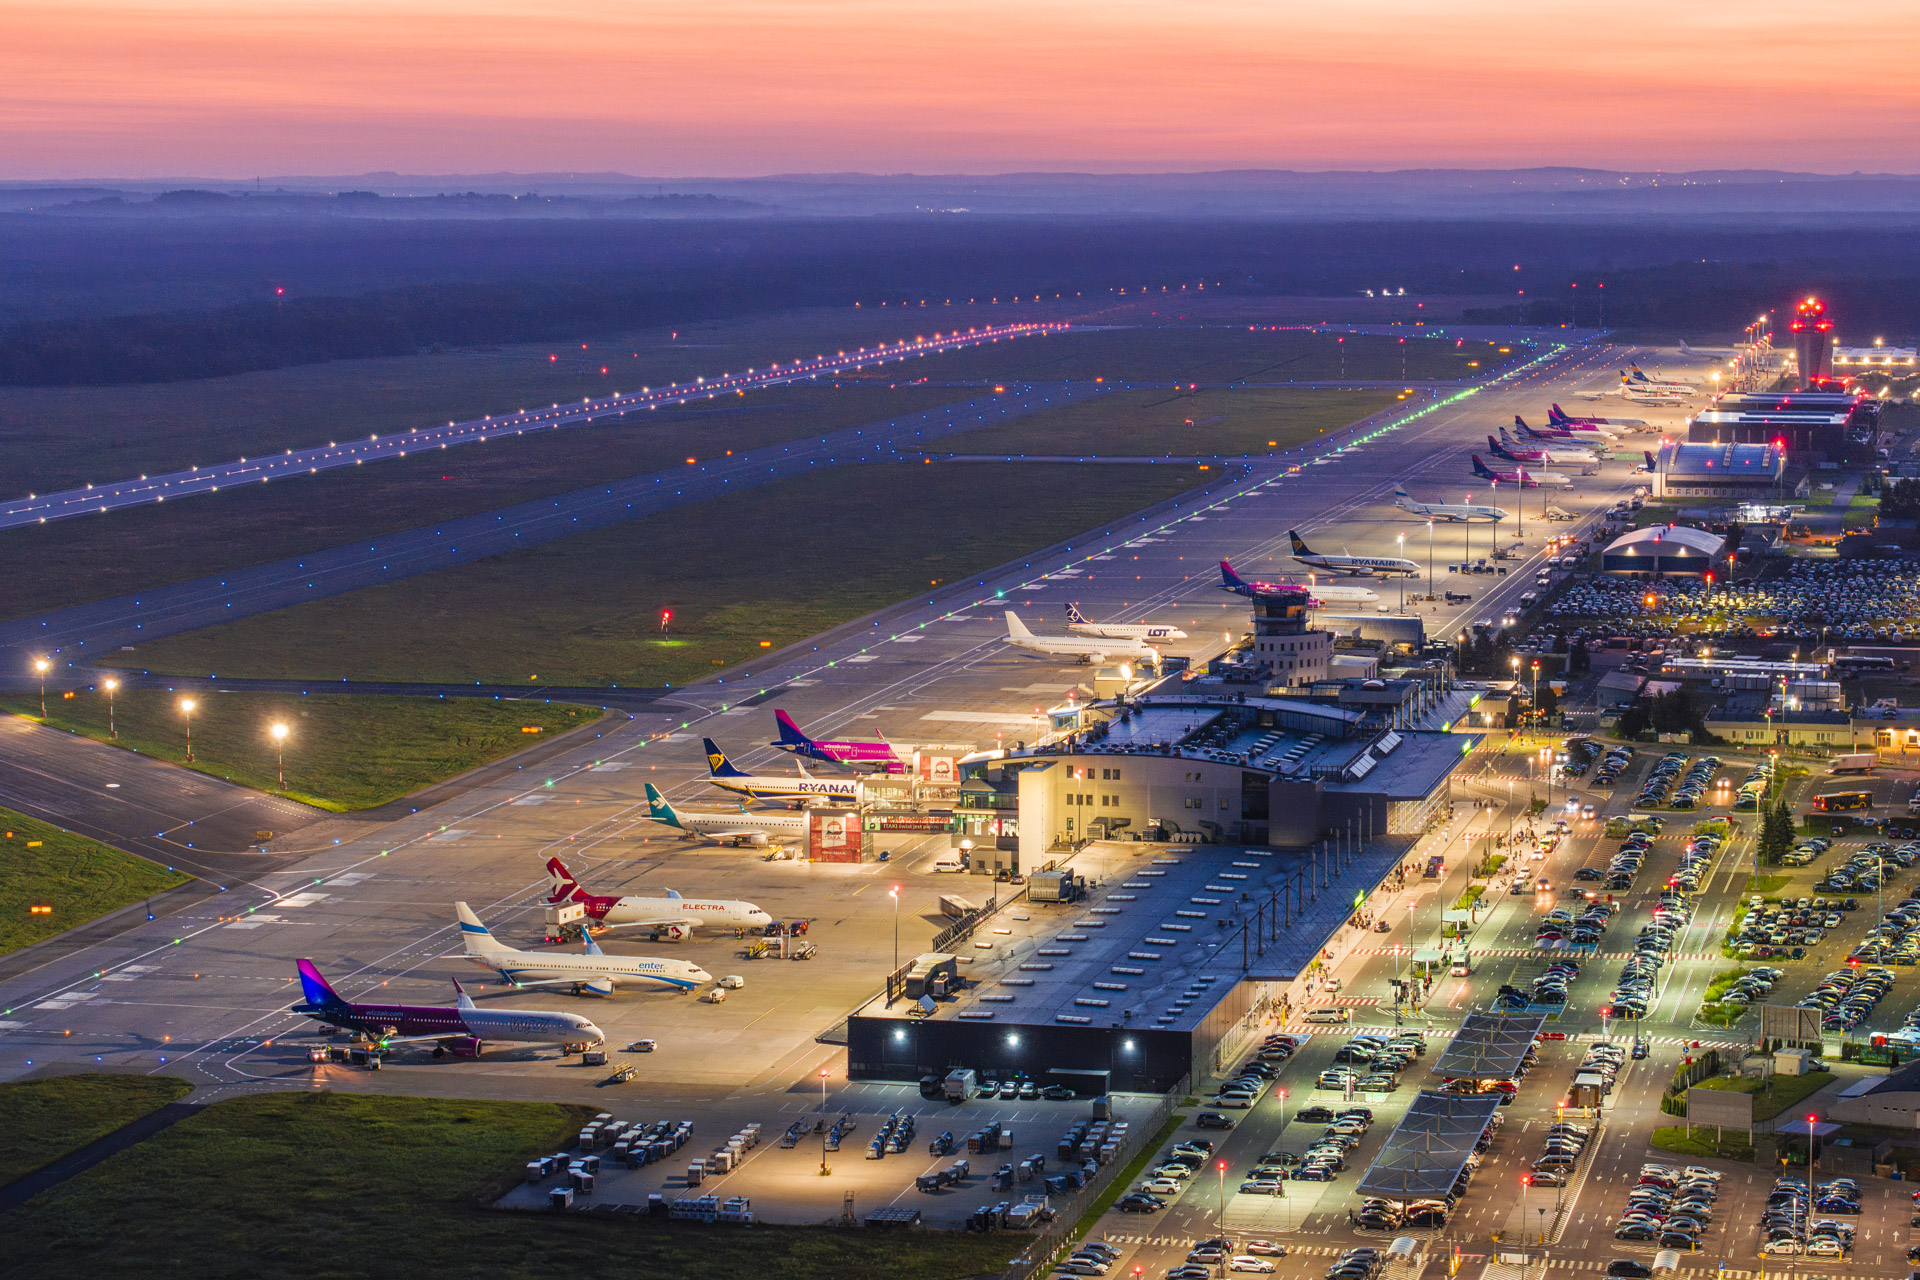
(580, 1022, 606, 1043)
(692, 969, 713, 983)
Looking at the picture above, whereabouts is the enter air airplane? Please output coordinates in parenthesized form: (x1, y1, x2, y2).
(1392, 486, 1507, 523)
(456, 903, 711, 995)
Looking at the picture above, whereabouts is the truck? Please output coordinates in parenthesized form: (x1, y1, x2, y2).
(944, 1068, 978, 1103)
(1829, 753, 1877, 775)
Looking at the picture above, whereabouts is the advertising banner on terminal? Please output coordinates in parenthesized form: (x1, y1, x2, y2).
(809, 809, 863, 863)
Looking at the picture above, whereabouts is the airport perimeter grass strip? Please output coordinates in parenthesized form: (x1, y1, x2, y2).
(1690, 1070, 1832, 1121)
(0, 695, 600, 813)
(0, 808, 189, 956)
(1071, 1112, 1188, 1244)
(1649, 1125, 1755, 1163)
(2, 1091, 1020, 1280)
(0, 1074, 193, 1187)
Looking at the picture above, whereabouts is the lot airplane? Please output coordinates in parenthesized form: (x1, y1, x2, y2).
(1392, 486, 1507, 523)
(701, 739, 863, 804)
(1065, 603, 1187, 641)
(769, 709, 905, 770)
(1516, 413, 1612, 441)
(642, 783, 810, 849)
(456, 903, 711, 994)
(546, 856, 772, 937)
(290, 958, 604, 1057)
(1629, 364, 1700, 389)
(1550, 403, 1646, 428)
(1286, 531, 1420, 578)
(1218, 560, 1379, 606)
(1495, 429, 1599, 466)
(1003, 612, 1158, 665)
(1471, 455, 1572, 488)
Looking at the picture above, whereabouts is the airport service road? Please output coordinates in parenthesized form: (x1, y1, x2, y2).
(0, 339, 1662, 1103)
(0, 379, 1112, 670)
(0, 322, 1066, 532)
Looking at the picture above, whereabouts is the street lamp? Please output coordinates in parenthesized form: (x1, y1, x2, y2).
(33, 657, 49, 717)
(103, 677, 118, 738)
(890, 884, 901, 977)
(1216, 1159, 1228, 1234)
(179, 698, 196, 762)
(1397, 534, 1406, 610)
(270, 722, 289, 788)
(819, 1067, 831, 1175)
(1427, 519, 1435, 601)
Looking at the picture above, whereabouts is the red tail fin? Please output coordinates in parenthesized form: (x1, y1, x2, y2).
(545, 856, 583, 904)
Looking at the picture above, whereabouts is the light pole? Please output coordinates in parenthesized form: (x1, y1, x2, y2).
(103, 677, 118, 738)
(179, 698, 196, 762)
(890, 884, 901, 976)
(1397, 534, 1406, 611)
(33, 657, 49, 717)
(1216, 1160, 1227, 1235)
(819, 1067, 831, 1176)
(1427, 519, 1435, 601)
(270, 722, 289, 788)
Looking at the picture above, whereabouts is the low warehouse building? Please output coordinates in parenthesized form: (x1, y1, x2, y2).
(1600, 525, 1730, 577)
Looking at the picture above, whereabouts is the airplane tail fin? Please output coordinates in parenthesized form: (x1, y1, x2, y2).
(1065, 603, 1089, 626)
(451, 977, 477, 1010)
(580, 933, 604, 957)
(1288, 530, 1313, 557)
(1004, 611, 1034, 640)
(703, 738, 748, 777)
(772, 709, 814, 750)
(296, 959, 347, 1009)
(644, 782, 682, 828)
(1549, 403, 1569, 422)
(545, 856, 584, 904)
(1488, 435, 1506, 457)
(455, 902, 509, 957)
(1645, 450, 1658, 470)
(1470, 455, 1495, 479)
(1219, 559, 1245, 592)
(1393, 486, 1410, 502)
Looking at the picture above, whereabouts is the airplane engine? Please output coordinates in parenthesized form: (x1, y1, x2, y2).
(444, 1036, 484, 1058)
(747, 832, 769, 848)
(654, 923, 690, 943)
(583, 978, 615, 996)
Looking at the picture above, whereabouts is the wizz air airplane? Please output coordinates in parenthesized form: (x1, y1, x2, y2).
(546, 856, 772, 937)
(457, 903, 711, 995)
(1065, 603, 1187, 641)
(289, 958, 604, 1057)
(1004, 611, 1158, 666)
(1392, 486, 1507, 523)
(1218, 560, 1379, 606)
(769, 708, 905, 770)
(1517, 413, 1612, 441)
(701, 739, 863, 804)
(1550, 403, 1645, 428)
(1496, 428, 1598, 467)
(1471, 455, 1572, 489)
(1287, 530, 1420, 578)
(642, 782, 810, 849)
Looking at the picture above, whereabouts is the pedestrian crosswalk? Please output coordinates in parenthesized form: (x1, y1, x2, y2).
(1352, 947, 1725, 962)
(1094, 1238, 1748, 1279)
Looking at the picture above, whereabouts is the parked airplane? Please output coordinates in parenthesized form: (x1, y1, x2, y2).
(769, 709, 905, 770)
(1392, 486, 1507, 522)
(1287, 530, 1421, 578)
(701, 739, 863, 804)
(1629, 364, 1700, 389)
(1550, 403, 1646, 428)
(456, 903, 710, 995)
(1496, 429, 1599, 466)
(1677, 340, 1737, 357)
(1003, 612, 1158, 666)
(289, 958, 604, 1057)
(546, 856, 773, 938)
(1470, 455, 1572, 488)
(1516, 414, 1612, 441)
(642, 783, 810, 849)
(1218, 560, 1379, 606)
(1065, 603, 1187, 641)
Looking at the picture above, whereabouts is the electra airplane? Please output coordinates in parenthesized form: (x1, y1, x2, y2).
(1471, 455, 1572, 488)
(1550, 403, 1646, 428)
(1004, 612, 1157, 666)
(642, 783, 810, 849)
(769, 709, 905, 770)
(290, 959, 604, 1056)
(1218, 560, 1380, 606)
(456, 903, 711, 995)
(1287, 531, 1421, 578)
(1496, 429, 1600, 466)
(1065, 603, 1187, 641)
(546, 856, 773, 938)
(701, 739, 863, 804)
(1391, 486, 1507, 522)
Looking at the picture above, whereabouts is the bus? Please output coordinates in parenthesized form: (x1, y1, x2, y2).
(1813, 791, 1873, 813)
(1833, 655, 1898, 676)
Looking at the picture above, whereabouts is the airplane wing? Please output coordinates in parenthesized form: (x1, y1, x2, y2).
(592, 917, 698, 930)
(373, 1032, 476, 1046)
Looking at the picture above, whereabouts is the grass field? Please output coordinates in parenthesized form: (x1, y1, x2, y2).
(945, 386, 1399, 457)
(0, 695, 598, 812)
(0, 304, 1004, 494)
(117, 461, 1206, 688)
(865, 325, 1527, 385)
(1690, 1070, 1832, 1121)
(1650, 1124, 1755, 1163)
(0, 1074, 194, 1186)
(0, 382, 963, 622)
(1071, 1112, 1185, 1243)
(0, 808, 189, 954)
(1, 1091, 1018, 1280)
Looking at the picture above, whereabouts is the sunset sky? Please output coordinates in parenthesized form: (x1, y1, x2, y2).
(6, 0, 1919, 179)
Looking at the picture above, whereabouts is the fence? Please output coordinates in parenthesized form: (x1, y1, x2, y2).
(881, 892, 1008, 1006)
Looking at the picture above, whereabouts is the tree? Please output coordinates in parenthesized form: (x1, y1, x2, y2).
(1618, 702, 1651, 740)
(1759, 794, 1796, 866)
(1570, 639, 1592, 675)
(1536, 684, 1560, 724)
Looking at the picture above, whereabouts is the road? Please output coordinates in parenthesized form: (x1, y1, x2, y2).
(0, 322, 1067, 531)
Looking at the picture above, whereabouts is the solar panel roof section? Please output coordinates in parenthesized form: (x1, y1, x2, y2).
(1428, 1011, 1548, 1080)
(1355, 1090, 1503, 1202)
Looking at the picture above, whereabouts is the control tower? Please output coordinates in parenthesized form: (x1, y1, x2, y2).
(1790, 296, 1833, 384)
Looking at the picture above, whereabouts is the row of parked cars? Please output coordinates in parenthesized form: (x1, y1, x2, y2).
(1612, 1161, 1722, 1250)
(1735, 890, 1850, 958)
(1636, 752, 1718, 810)
(1526, 1115, 1594, 1187)
(1817, 843, 1898, 893)
(1793, 965, 1895, 1034)
(1667, 830, 1721, 893)
(1161, 1236, 1284, 1278)
(1497, 959, 1582, 1013)
(1757, 1175, 1860, 1257)
(1575, 827, 1657, 893)
(1605, 894, 1693, 1019)
(1213, 1033, 1301, 1108)
(1535, 899, 1618, 950)
(1852, 893, 1920, 965)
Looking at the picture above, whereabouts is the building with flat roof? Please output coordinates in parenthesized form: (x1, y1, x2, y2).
(1688, 389, 1877, 464)
(1651, 442, 1792, 500)
(1834, 344, 1916, 371)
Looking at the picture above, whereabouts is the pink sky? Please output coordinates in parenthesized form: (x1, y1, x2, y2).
(5, 0, 1918, 178)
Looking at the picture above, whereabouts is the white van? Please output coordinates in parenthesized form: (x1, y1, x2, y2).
(1303, 1007, 1352, 1024)
(932, 850, 966, 873)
